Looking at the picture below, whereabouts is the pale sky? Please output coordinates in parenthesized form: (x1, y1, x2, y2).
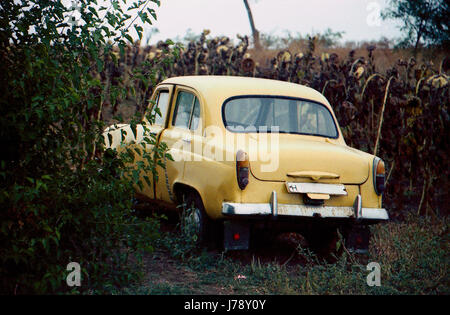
(141, 0, 404, 45)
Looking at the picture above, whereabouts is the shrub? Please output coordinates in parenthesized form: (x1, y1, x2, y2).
(0, 0, 174, 294)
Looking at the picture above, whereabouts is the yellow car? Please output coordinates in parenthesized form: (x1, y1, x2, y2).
(105, 75, 388, 255)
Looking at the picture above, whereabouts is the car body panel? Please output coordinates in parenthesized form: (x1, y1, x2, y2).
(247, 134, 369, 184)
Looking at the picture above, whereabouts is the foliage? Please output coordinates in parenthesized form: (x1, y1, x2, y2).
(382, 0, 450, 50)
(318, 28, 345, 48)
(257, 29, 344, 50)
(157, 203, 203, 261)
(369, 213, 448, 294)
(0, 0, 178, 294)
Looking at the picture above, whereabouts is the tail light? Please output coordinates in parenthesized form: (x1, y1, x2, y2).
(236, 150, 249, 190)
(373, 157, 385, 195)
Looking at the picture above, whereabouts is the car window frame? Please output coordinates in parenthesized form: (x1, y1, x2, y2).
(221, 95, 339, 139)
(171, 88, 202, 131)
(144, 85, 174, 127)
(153, 90, 170, 126)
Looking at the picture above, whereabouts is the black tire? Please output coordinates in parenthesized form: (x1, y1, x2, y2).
(181, 191, 221, 249)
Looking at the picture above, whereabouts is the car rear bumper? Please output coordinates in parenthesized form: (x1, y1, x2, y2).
(222, 192, 388, 221)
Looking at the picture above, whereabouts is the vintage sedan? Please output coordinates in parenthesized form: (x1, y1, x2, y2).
(104, 75, 388, 255)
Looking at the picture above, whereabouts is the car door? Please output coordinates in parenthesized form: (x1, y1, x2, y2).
(135, 84, 173, 199)
(155, 86, 202, 203)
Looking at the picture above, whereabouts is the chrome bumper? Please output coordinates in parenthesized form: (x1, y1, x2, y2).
(222, 192, 389, 221)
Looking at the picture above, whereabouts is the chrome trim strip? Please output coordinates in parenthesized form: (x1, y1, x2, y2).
(277, 204, 354, 218)
(222, 202, 389, 220)
(361, 208, 389, 220)
(271, 191, 278, 217)
(222, 203, 272, 216)
(353, 194, 362, 219)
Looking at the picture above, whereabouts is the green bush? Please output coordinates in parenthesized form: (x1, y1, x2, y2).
(0, 0, 173, 294)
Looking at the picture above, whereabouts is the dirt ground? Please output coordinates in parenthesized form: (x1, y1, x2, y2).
(139, 216, 313, 294)
(143, 249, 234, 294)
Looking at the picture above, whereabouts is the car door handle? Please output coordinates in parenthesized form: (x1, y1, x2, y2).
(182, 138, 191, 143)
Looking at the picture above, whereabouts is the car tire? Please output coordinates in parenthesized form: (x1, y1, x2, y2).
(182, 191, 220, 248)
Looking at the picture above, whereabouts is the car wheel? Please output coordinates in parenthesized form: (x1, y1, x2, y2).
(182, 192, 210, 245)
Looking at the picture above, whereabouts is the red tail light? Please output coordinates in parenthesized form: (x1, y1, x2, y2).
(236, 150, 249, 190)
(373, 157, 385, 195)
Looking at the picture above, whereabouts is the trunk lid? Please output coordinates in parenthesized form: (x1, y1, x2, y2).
(248, 134, 369, 184)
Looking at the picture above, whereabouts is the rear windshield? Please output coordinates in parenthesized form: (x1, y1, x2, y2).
(223, 96, 338, 138)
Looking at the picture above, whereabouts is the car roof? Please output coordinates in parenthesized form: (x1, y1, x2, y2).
(160, 75, 330, 106)
(158, 75, 344, 143)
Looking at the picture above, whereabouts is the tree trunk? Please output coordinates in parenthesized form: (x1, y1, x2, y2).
(414, 29, 423, 54)
(243, 0, 261, 50)
(413, 17, 426, 55)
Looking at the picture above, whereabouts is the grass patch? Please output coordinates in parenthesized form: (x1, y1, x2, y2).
(124, 212, 448, 295)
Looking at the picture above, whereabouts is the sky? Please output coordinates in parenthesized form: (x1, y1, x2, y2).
(141, 0, 404, 45)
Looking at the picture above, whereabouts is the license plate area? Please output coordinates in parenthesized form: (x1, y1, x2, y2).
(285, 182, 347, 196)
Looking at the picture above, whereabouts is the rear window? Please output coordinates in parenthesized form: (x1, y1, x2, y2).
(223, 96, 338, 138)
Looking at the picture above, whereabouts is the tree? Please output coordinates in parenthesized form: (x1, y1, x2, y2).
(382, 0, 449, 50)
(243, 0, 261, 50)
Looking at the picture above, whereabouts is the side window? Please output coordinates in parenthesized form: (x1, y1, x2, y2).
(172, 90, 201, 130)
(153, 91, 169, 126)
(190, 97, 200, 130)
(173, 91, 194, 129)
